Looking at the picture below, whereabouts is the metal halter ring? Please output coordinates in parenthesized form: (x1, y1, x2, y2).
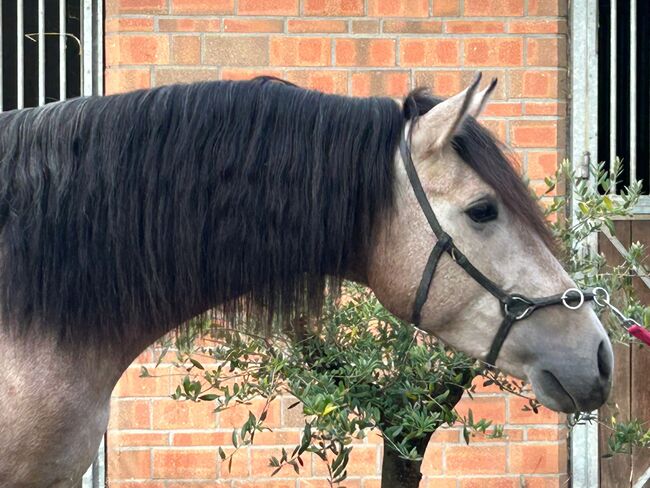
(561, 288, 585, 310)
(592, 287, 610, 308)
(504, 296, 535, 320)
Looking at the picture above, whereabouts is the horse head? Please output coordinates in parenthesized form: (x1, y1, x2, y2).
(367, 75, 613, 413)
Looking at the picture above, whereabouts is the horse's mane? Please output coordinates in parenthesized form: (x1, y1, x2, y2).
(0, 78, 551, 342)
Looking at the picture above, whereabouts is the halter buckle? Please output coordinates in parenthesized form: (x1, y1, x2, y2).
(504, 296, 535, 320)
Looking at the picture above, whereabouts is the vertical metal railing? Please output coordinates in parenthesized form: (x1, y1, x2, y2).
(609, 0, 618, 193)
(80, 437, 105, 488)
(38, 0, 45, 106)
(59, 0, 67, 101)
(629, 0, 638, 185)
(16, 0, 24, 109)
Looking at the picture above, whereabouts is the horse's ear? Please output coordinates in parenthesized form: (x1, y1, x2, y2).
(412, 73, 497, 156)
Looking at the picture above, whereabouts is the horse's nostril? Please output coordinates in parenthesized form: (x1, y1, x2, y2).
(598, 339, 613, 380)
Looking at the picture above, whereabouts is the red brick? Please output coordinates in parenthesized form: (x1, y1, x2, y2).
(105, 69, 151, 94)
(383, 20, 442, 33)
(460, 478, 518, 488)
(510, 443, 566, 474)
(110, 483, 165, 488)
(109, 399, 151, 429)
(300, 480, 362, 488)
(252, 430, 301, 445)
(224, 19, 284, 33)
(171, 0, 234, 14)
(204, 36, 269, 66)
(527, 427, 568, 441)
(455, 396, 507, 424)
(446, 21, 505, 33)
(420, 444, 443, 475)
(153, 449, 218, 478)
(522, 477, 566, 488)
(432, 0, 459, 15)
(238, 0, 299, 15)
(527, 38, 567, 67)
(400, 38, 458, 67)
(234, 481, 297, 488)
(287, 19, 348, 33)
(464, 38, 523, 66)
(152, 398, 217, 429)
(172, 432, 231, 446)
(158, 18, 221, 32)
(527, 152, 560, 179)
(423, 480, 457, 488)
(483, 102, 523, 116)
(221, 68, 284, 80)
(114, 0, 166, 13)
(361, 480, 382, 488)
(105, 18, 155, 33)
(108, 449, 152, 479)
(508, 397, 563, 424)
(105, 35, 170, 66)
(464, 0, 524, 16)
(351, 70, 409, 97)
(351, 20, 380, 33)
(509, 70, 565, 99)
(336, 39, 395, 67)
(109, 431, 168, 447)
(168, 483, 230, 488)
(285, 70, 348, 94)
(156, 68, 219, 85)
(509, 19, 567, 34)
(430, 428, 460, 443)
(367, 0, 429, 17)
(528, 0, 567, 16)
(171, 35, 200, 64)
(303, 0, 364, 16)
(113, 366, 171, 397)
(511, 121, 561, 148)
(270, 37, 331, 67)
(414, 70, 462, 97)
(525, 102, 566, 116)
(446, 445, 507, 475)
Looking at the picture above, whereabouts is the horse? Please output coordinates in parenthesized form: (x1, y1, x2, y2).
(0, 74, 612, 487)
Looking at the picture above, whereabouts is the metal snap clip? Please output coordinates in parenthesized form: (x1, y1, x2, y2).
(561, 288, 584, 310)
(592, 286, 610, 308)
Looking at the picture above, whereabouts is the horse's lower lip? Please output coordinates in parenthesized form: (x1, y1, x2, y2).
(534, 369, 579, 413)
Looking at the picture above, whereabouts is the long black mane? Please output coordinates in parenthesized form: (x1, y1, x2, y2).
(0, 78, 550, 342)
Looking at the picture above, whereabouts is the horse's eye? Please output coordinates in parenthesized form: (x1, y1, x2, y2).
(466, 200, 498, 223)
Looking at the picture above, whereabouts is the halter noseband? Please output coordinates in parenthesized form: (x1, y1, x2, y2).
(399, 134, 594, 367)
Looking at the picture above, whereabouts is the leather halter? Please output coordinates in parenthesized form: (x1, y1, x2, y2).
(399, 133, 595, 367)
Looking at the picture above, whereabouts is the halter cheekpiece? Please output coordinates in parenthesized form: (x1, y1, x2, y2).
(399, 132, 595, 366)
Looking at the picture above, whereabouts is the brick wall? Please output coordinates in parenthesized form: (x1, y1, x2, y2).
(105, 1, 570, 486)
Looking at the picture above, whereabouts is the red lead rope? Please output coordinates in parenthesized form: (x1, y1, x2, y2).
(627, 325, 650, 346)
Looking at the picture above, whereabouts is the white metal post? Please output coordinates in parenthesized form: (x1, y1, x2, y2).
(570, 0, 601, 484)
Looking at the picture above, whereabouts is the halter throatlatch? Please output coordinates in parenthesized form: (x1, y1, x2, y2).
(399, 134, 596, 367)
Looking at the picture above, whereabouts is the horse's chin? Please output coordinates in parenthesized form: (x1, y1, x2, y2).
(525, 365, 610, 414)
(527, 368, 579, 413)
